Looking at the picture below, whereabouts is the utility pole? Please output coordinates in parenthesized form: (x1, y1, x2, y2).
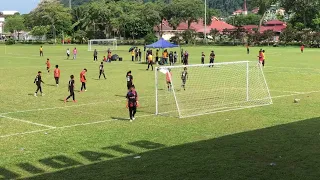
(69, 0, 72, 9)
(204, 0, 207, 44)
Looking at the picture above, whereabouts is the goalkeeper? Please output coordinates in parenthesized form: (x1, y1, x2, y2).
(181, 67, 188, 90)
(166, 69, 172, 91)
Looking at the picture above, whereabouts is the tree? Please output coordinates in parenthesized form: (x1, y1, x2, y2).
(279, 24, 296, 45)
(209, 29, 219, 42)
(262, 29, 274, 46)
(248, 0, 278, 30)
(175, 0, 204, 29)
(30, 26, 50, 40)
(73, 30, 87, 43)
(280, 0, 320, 29)
(4, 14, 26, 40)
(227, 14, 261, 26)
(4, 14, 25, 33)
(27, 0, 72, 40)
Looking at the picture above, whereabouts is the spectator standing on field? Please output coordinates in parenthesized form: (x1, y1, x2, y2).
(209, 51, 215, 67)
(135, 48, 139, 61)
(66, 48, 70, 59)
(131, 49, 135, 61)
(93, 49, 98, 61)
(201, 52, 205, 64)
(174, 51, 178, 64)
(156, 49, 159, 64)
(40, 46, 44, 56)
(183, 51, 189, 65)
(73, 48, 77, 60)
(138, 49, 142, 61)
(169, 51, 174, 66)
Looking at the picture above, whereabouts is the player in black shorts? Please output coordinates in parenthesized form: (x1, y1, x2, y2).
(126, 85, 138, 121)
(65, 75, 76, 102)
(34, 71, 44, 97)
(209, 51, 215, 67)
(126, 71, 133, 90)
(99, 62, 106, 79)
(181, 67, 188, 90)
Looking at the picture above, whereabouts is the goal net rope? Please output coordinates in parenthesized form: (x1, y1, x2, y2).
(155, 61, 272, 118)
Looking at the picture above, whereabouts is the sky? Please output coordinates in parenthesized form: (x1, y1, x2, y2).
(0, 0, 40, 14)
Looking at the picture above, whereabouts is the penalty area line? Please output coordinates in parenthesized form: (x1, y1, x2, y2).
(0, 115, 56, 129)
(0, 114, 155, 138)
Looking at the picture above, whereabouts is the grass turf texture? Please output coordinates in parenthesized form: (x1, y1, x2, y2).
(0, 44, 320, 179)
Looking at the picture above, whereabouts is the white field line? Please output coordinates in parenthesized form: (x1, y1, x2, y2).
(0, 89, 315, 116)
(0, 100, 123, 115)
(0, 90, 319, 138)
(0, 115, 56, 128)
(0, 114, 154, 138)
(266, 66, 320, 71)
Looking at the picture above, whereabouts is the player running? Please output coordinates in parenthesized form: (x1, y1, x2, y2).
(40, 46, 44, 56)
(54, 65, 60, 87)
(126, 71, 133, 90)
(65, 75, 76, 103)
(34, 71, 44, 97)
(99, 62, 106, 79)
(46, 58, 50, 73)
(166, 69, 172, 91)
(126, 85, 138, 122)
(181, 67, 188, 90)
(301, 44, 304, 53)
(80, 69, 87, 92)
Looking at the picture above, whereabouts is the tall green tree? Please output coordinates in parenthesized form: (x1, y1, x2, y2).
(4, 14, 25, 33)
(280, 0, 320, 29)
(27, 0, 72, 38)
(248, 0, 278, 30)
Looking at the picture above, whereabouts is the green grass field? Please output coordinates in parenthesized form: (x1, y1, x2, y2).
(1, 44, 320, 180)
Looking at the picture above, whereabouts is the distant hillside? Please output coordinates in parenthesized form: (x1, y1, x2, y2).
(60, 0, 251, 16)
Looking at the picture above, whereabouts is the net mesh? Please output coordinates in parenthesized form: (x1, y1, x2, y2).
(88, 39, 117, 51)
(156, 61, 272, 118)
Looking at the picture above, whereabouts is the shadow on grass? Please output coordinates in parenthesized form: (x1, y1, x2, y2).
(6, 117, 320, 180)
(115, 95, 126, 98)
(45, 84, 56, 87)
(111, 116, 129, 121)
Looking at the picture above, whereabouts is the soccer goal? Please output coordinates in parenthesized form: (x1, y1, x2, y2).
(155, 61, 272, 118)
(88, 39, 117, 51)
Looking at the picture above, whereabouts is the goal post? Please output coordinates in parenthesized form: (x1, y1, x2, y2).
(155, 61, 272, 118)
(88, 39, 117, 51)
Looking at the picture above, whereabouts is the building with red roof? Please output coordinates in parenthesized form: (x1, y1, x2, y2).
(154, 17, 235, 40)
(197, 17, 235, 33)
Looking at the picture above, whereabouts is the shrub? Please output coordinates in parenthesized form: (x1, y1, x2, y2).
(5, 38, 15, 45)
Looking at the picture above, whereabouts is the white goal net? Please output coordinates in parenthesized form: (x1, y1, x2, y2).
(155, 61, 272, 118)
(88, 39, 117, 51)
